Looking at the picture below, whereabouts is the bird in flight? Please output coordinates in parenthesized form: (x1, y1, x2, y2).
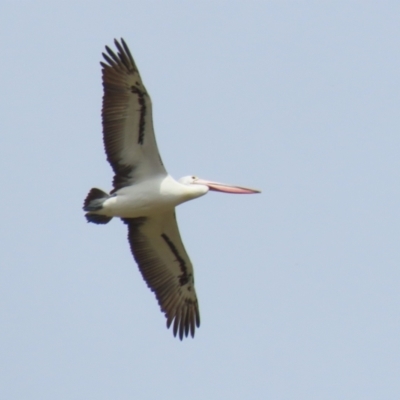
(83, 39, 260, 339)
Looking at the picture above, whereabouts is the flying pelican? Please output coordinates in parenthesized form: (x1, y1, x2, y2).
(83, 39, 260, 340)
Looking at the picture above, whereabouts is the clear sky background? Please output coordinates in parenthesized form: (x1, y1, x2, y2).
(1, 2, 399, 399)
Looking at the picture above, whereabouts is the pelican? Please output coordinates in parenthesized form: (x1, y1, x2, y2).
(83, 39, 260, 340)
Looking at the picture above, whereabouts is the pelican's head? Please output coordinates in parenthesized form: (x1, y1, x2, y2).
(179, 175, 261, 195)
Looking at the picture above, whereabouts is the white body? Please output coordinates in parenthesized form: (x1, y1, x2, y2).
(101, 175, 208, 218)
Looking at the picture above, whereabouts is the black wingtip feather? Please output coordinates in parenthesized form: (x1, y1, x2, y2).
(104, 46, 121, 65)
(179, 311, 185, 340)
(102, 53, 116, 68)
(120, 38, 135, 66)
(113, 38, 134, 72)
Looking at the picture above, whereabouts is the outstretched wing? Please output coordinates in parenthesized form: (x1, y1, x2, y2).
(122, 212, 200, 339)
(101, 39, 167, 191)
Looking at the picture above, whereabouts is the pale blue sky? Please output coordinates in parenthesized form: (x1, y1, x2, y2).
(1, 2, 399, 399)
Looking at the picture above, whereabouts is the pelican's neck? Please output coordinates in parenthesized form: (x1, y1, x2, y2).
(182, 183, 209, 201)
(160, 175, 209, 205)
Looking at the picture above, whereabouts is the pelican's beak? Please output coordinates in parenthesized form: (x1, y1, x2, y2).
(194, 178, 261, 194)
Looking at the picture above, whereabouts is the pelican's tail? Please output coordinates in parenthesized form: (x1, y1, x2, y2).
(83, 188, 113, 225)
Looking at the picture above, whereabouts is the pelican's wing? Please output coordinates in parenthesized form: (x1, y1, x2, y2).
(101, 39, 166, 191)
(122, 212, 200, 339)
